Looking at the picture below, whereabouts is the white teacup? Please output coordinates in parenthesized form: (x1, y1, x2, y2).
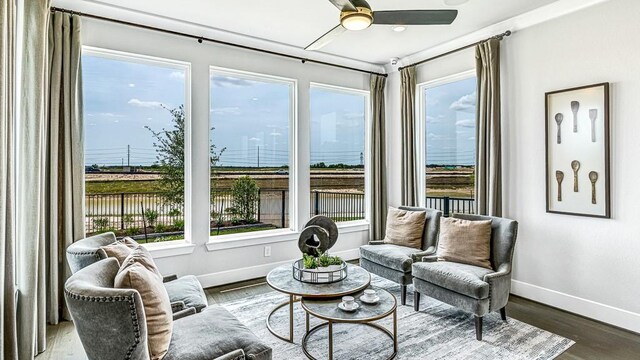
(342, 296, 355, 310)
(363, 289, 377, 300)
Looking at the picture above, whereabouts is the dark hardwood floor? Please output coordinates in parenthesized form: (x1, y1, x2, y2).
(39, 277, 640, 359)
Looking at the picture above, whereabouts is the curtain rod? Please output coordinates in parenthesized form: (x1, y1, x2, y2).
(50, 7, 387, 78)
(398, 30, 512, 71)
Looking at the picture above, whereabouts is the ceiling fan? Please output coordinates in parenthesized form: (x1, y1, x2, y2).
(305, 0, 459, 51)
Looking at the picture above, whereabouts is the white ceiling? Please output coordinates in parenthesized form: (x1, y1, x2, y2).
(55, 0, 562, 65)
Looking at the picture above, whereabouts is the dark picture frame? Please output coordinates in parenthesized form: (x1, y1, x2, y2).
(545, 82, 610, 218)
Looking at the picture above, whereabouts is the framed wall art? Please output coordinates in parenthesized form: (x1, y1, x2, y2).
(545, 82, 610, 218)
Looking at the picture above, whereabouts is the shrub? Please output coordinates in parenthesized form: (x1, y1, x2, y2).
(231, 176, 259, 222)
(173, 219, 184, 230)
(155, 224, 167, 233)
(123, 214, 134, 226)
(144, 209, 159, 227)
(125, 227, 140, 236)
(168, 208, 182, 217)
(93, 217, 110, 232)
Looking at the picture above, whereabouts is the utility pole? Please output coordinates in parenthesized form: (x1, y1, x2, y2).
(127, 145, 131, 167)
(360, 152, 364, 166)
(257, 145, 260, 168)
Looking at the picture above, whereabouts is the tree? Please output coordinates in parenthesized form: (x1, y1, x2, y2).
(231, 176, 259, 222)
(146, 105, 224, 207)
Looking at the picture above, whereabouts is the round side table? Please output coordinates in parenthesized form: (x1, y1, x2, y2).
(301, 287, 398, 360)
(265, 263, 371, 343)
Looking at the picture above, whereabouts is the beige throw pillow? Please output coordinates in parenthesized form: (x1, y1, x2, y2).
(437, 217, 493, 269)
(98, 237, 139, 264)
(383, 207, 427, 249)
(115, 247, 172, 360)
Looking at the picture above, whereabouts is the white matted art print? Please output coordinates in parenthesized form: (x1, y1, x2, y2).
(545, 83, 610, 218)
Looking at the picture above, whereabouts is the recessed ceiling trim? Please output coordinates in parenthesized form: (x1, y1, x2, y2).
(387, 0, 612, 73)
(51, 0, 386, 74)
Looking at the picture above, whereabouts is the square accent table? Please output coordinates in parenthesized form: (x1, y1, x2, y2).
(266, 263, 371, 343)
(301, 287, 397, 360)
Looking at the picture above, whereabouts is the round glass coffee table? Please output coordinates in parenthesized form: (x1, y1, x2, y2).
(266, 263, 371, 343)
(301, 287, 397, 360)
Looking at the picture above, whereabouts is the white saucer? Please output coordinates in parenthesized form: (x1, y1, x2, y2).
(359, 295, 380, 304)
(338, 302, 359, 312)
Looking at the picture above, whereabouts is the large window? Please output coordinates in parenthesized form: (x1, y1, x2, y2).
(82, 49, 189, 242)
(209, 69, 294, 237)
(310, 85, 368, 223)
(421, 74, 476, 214)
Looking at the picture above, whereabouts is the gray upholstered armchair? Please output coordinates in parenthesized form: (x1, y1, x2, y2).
(66, 232, 208, 315)
(412, 213, 518, 340)
(360, 207, 442, 305)
(65, 258, 272, 360)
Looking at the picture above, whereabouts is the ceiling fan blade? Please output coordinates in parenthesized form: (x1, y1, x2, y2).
(327, 0, 357, 12)
(305, 24, 346, 51)
(372, 10, 458, 25)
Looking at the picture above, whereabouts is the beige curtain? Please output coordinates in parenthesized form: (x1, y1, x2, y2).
(475, 39, 502, 216)
(16, 0, 51, 357)
(16, 2, 84, 357)
(370, 74, 387, 240)
(1, 0, 19, 358)
(400, 66, 418, 206)
(46, 11, 84, 324)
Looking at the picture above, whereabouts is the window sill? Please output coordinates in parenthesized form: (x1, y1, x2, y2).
(143, 240, 196, 259)
(206, 220, 370, 251)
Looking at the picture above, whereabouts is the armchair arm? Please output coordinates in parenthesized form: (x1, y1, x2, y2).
(170, 301, 186, 313)
(368, 240, 385, 245)
(213, 349, 246, 360)
(163, 274, 178, 283)
(411, 246, 436, 262)
(172, 307, 196, 320)
(421, 254, 439, 262)
(483, 264, 512, 311)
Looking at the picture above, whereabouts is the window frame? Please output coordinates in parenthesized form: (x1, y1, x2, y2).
(309, 82, 372, 226)
(416, 69, 476, 207)
(81, 46, 195, 254)
(207, 66, 299, 243)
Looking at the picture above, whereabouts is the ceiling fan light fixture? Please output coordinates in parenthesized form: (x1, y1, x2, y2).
(340, 7, 373, 31)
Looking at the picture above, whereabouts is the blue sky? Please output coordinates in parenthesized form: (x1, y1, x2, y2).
(83, 54, 474, 167)
(424, 76, 477, 166)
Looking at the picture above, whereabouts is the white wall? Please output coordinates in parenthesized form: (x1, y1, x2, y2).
(503, 0, 640, 333)
(82, 19, 372, 287)
(387, 0, 640, 333)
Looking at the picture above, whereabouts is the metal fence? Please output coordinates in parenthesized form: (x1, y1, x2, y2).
(85, 191, 475, 235)
(425, 196, 475, 217)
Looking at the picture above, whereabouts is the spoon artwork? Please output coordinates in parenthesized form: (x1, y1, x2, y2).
(571, 160, 581, 192)
(589, 109, 598, 142)
(571, 101, 580, 133)
(589, 171, 599, 204)
(555, 113, 564, 144)
(555, 171, 564, 202)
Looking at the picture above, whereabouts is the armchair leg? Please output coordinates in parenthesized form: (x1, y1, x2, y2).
(475, 316, 483, 341)
(400, 285, 407, 305)
(500, 307, 507, 321)
(414, 291, 420, 311)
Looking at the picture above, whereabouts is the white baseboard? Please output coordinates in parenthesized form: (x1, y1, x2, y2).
(197, 248, 361, 289)
(511, 279, 640, 334)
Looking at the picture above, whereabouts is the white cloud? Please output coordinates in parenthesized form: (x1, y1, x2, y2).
(128, 83, 135, 88)
(210, 107, 241, 115)
(128, 98, 164, 109)
(249, 137, 261, 141)
(456, 119, 475, 128)
(269, 132, 281, 137)
(468, 136, 476, 141)
(87, 112, 124, 118)
(211, 76, 257, 88)
(169, 71, 185, 80)
(450, 92, 476, 112)
(428, 133, 443, 140)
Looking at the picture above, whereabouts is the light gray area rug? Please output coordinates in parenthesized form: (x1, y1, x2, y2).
(221, 276, 574, 360)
